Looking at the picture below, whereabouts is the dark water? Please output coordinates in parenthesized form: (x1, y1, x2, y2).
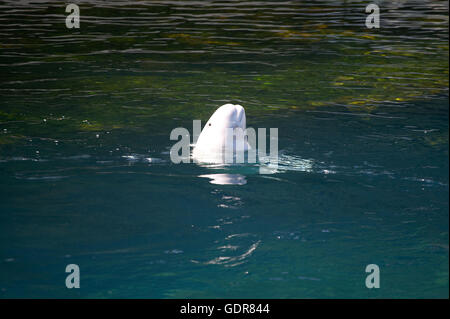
(0, 0, 448, 298)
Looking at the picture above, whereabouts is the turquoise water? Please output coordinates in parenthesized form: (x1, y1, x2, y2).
(0, 0, 448, 298)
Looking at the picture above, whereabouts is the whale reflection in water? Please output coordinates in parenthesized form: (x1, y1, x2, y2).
(199, 173, 247, 185)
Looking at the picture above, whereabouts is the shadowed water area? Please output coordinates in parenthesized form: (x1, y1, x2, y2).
(0, 0, 448, 298)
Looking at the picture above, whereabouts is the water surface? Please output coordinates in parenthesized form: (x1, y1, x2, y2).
(0, 0, 448, 298)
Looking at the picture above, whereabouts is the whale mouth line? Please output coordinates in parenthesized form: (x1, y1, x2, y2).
(229, 122, 244, 130)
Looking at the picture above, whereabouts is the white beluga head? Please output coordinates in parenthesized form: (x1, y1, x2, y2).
(193, 103, 250, 163)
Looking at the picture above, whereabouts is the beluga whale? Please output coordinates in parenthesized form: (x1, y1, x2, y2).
(192, 103, 251, 164)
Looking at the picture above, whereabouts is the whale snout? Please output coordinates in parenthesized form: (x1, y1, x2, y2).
(220, 104, 246, 129)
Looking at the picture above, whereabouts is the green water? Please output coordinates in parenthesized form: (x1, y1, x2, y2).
(0, 0, 448, 298)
